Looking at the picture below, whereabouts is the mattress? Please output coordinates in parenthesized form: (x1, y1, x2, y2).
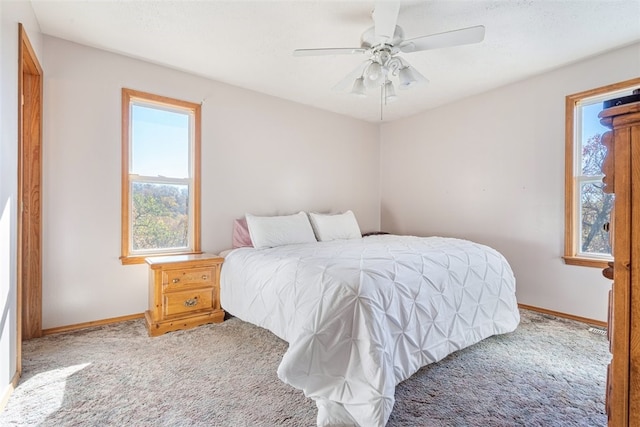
(220, 234, 520, 426)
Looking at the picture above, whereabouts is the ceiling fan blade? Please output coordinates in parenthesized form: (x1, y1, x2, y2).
(399, 25, 485, 53)
(373, 1, 400, 43)
(293, 47, 367, 57)
(332, 60, 371, 92)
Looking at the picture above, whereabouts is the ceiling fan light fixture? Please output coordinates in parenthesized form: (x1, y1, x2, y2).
(293, 2, 486, 119)
(366, 61, 381, 80)
(398, 66, 418, 89)
(384, 80, 397, 103)
(365, 61, 386, 87)
(350, 77, 367, 97)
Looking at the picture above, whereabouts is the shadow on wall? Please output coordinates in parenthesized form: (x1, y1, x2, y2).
(0, 197, 16, 342)
(379, 202, 470, 239)
(380, 201, 561, 262)
(379, 200, 575, 283)
(380, 203, 401, 235)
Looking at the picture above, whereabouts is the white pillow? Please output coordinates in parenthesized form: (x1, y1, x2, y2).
(308, 210, 362, 242)
(245, 212, 317, 249)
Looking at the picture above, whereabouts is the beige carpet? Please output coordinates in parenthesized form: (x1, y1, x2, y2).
(0, 309, 608, 426)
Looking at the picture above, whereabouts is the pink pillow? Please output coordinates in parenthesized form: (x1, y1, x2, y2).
(232, 218, 253, 248)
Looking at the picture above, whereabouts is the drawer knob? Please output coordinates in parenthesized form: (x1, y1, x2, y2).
(184, 297, 199, 307)
(172, 278, 180, 284)
(202, 275, 208, 280)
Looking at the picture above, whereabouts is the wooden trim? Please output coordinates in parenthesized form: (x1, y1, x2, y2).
(567, 78, 640, 101)
(121, 89, 131, 262)
(193, 100, 202, 253)
(563, 77, 640, 266)
(0, 371, 20, 412)
(41, 313, 145, 336)
(16, 22, 24, 388)
(564, 94, 577, 261)
(18, 23, 44, 349)
(629, 113, 640, 426)
(518, 303, 607, 328)
(39, 306, 608, 336)
(120, 251, 204, 265)
(611, 124, 632, 426)
(19, 24, 42, 75)
(122, 88, 203, 110)
(562, 256, 610, 269)
(120, 88, 202, 264)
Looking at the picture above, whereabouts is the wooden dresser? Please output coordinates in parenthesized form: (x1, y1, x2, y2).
(144, 253, 225, 337)
(599, 101, 640, 427)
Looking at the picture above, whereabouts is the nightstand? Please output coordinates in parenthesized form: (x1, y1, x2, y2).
(144, 253, 224, 337)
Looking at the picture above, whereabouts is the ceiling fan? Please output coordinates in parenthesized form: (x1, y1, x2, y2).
(293, 1, 485, 104)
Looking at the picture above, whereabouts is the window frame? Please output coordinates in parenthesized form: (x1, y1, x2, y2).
(564, 77, 640, 268)
(120, 88, 202, 265)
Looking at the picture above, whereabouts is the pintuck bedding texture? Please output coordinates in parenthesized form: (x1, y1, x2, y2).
(220, 234, 520, 426)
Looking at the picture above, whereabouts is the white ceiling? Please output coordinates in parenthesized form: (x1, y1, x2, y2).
(29, 0, 640, 123)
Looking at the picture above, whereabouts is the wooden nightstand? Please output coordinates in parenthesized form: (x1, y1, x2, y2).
(144, 253, 225, 337)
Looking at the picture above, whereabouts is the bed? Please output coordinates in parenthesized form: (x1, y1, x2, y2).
(220, 212, 520, 426)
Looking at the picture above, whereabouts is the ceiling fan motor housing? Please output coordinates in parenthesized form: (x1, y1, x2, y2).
(292, 3, 484, 103)
(361, 25, 404, 51)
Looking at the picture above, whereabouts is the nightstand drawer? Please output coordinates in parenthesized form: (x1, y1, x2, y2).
(163, 267, 215, 291)
(163, 288, 213, 317)
(145, 253, 224, 336)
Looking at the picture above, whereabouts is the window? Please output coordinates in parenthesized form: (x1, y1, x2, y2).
(564, 78, 640, 267)
(121, 89, 201, 264)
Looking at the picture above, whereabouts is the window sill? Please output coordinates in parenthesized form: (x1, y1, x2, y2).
(120, 251, 203, 265)
(563, 256, 611, 269)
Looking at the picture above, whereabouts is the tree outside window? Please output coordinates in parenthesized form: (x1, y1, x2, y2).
(564, 78, 640, 267)
(578, 103, 614, 255)
(121, 89, 201, 264)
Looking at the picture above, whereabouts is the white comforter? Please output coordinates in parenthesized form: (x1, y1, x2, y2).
(220, 235, 519, 426)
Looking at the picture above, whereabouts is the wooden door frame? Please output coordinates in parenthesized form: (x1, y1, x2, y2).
(17, 23, 43, 372)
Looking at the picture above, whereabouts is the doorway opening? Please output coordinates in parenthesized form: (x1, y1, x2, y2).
(17, 23, 43, 376)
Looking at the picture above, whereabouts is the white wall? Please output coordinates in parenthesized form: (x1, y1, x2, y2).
(380, 42, 640, 322)
(0, 0, 42, 401)
(19, 22, 640, 331)
(42, 36, 380, 329)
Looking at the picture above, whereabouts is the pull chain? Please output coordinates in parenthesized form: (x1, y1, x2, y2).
(380, 85, 384, 121)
